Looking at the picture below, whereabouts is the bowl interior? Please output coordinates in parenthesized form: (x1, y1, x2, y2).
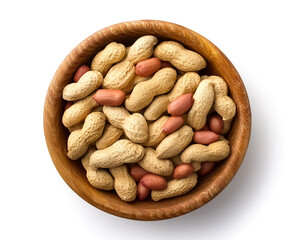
(43, 20, 251, 220)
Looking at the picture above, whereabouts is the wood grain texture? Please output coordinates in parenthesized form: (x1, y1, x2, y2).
(43, 20, 251, 221)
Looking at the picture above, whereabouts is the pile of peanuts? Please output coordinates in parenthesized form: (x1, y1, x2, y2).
(62, 35, 236, 202)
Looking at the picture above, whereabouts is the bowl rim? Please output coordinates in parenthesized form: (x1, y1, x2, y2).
(43, 19, 251, 220)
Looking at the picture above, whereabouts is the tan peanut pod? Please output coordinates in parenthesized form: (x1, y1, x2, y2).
(187, 80, 215, 130)
(206, 76, 236, 120)
(126, 35, 158, 64)
(89, 139, 145, 169)
(125, 68, 177, 112)
(151, 173, 198, 201)
(67, 112, 106, 160)
(62, 93, 99, 128)
(154, 41, 206, 71)
(126, 75, 151, 92)
(91, 42, 126, 75)
(156, 125, 194, 159)
(221, 118, 233, 135)
(110, 165, 137, 202)
(103, 60, 135, 91)
(181, 140, 230, 163)
(103, 106, 148, 143)
(142, 116, 169, 147)
(171, 155, 201, 172)
(62, 71, 103, 101)
(68, 122, 83, 133)
(81, 148, 114, 190)
(143, 96, 169, 121)
(144, 72, 201, 121)
(138, 148, 174, 176)
(95, 124, 123, 150)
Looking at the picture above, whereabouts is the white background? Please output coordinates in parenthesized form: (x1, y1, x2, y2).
(0, 0, 307, 239)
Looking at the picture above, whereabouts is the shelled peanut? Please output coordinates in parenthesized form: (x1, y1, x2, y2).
(61, 35, 236, 203)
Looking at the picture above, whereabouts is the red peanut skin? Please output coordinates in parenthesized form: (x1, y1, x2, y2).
(208, 114, 224, 134)
(140, 174, 167, 190)
(130, 166, 149, 182)
(73, 65, 90, 82)
(173, 164, 195, 179)
(193, 131, 220, 145)
(137, 182, 150, 201)
(135, 58, 161, 77)
(92, 89, 126, 106)
(198, 162, 215, 176)
(167, 93, 194, 116)
(160, 61, 173, 69)
(162, 116, 184, 134)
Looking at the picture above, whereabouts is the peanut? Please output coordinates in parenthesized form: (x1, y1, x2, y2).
(103, 106, 148, 143)
(89, 139, 145, 169)
(110, 165, 137, 202)
(63, 71, 103, 101)
(206, 76, 236, 120)
(135, 58, 161, 77)
(137, 182, 150, 201)
(151, 173, 198, 201)
(181, 140, 230, 163)
(138, 148, 174, 176)
(162, 116, 184, 134)
(142, 116, 169, 147)
(130, 165, 149, 182)
(198, 162, 215, 176)
(92, 89, 126, 106)
(167, 93, 194, 116)
(125, 68, 177, 112)
(171, 155, 201, 172)
(91, 42, 126, 75)
(103, 60, 135, 91)
(74, 65, 90, 82)
(193, 131, 220, 145)
(103, 36, 157, 92)
(173, 163, 195, 179)
(208, 114, 224, 134)
(144, 72, 201, 120)
(156, 125, 194, 159)
(126, 35, 158, 64)
(62, 93, 99, 128)
(140, 174, 167, 190)
(187, 80, 215, 130)
(67, 112, 106, 160)
(154, 41, 206, 71)
(95, 123, 123, 150)
(81, 148, 114, 190)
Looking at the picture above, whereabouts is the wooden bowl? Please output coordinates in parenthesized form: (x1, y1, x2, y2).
(43, 20, 251, 220)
